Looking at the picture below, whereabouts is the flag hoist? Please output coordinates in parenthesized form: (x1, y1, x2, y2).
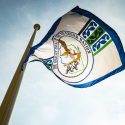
(0, 24, 40, 125)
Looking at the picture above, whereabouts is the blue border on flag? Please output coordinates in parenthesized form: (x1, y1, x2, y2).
(25, 6, 125, 88)
(69, 6, 125, 88)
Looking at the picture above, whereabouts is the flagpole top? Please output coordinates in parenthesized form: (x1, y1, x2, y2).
(34, 24, 40, 31)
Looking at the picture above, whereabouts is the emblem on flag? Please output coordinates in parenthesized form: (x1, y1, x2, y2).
(25, 6, 125, 88)
(52, 31, 94, 84)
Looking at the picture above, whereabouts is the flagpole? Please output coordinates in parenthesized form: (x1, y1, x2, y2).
(0, 24, 40, 125)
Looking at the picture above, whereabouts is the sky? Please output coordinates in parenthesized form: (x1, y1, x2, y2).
(0, 0, 125, 125)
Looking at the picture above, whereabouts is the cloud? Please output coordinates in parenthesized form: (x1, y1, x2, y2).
(1, 0, 125, 125)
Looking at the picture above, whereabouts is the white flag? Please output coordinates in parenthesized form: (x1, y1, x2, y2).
(25, 6, 125, 88)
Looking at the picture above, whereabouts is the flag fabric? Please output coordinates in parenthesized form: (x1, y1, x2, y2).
(26, 6, 125, 88)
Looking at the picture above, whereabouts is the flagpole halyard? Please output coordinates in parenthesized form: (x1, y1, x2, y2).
(0, 24, 40, 125)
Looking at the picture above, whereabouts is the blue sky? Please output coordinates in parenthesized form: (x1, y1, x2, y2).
(0, 0, 125, 125)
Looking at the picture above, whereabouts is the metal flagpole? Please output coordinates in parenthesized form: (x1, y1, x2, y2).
(0, 24, 40, 125)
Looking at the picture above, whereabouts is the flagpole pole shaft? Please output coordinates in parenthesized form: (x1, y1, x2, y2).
(0, 24, 40, 125)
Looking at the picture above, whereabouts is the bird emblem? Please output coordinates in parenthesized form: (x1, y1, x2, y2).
(58, 39, 81, 66)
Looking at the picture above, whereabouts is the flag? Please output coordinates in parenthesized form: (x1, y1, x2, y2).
(26, 6, 125, 88)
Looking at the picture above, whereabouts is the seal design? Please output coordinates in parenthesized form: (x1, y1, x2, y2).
(52, 31, 94, 84)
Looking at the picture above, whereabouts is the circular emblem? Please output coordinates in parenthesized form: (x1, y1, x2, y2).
(52, 31, 94, 85)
